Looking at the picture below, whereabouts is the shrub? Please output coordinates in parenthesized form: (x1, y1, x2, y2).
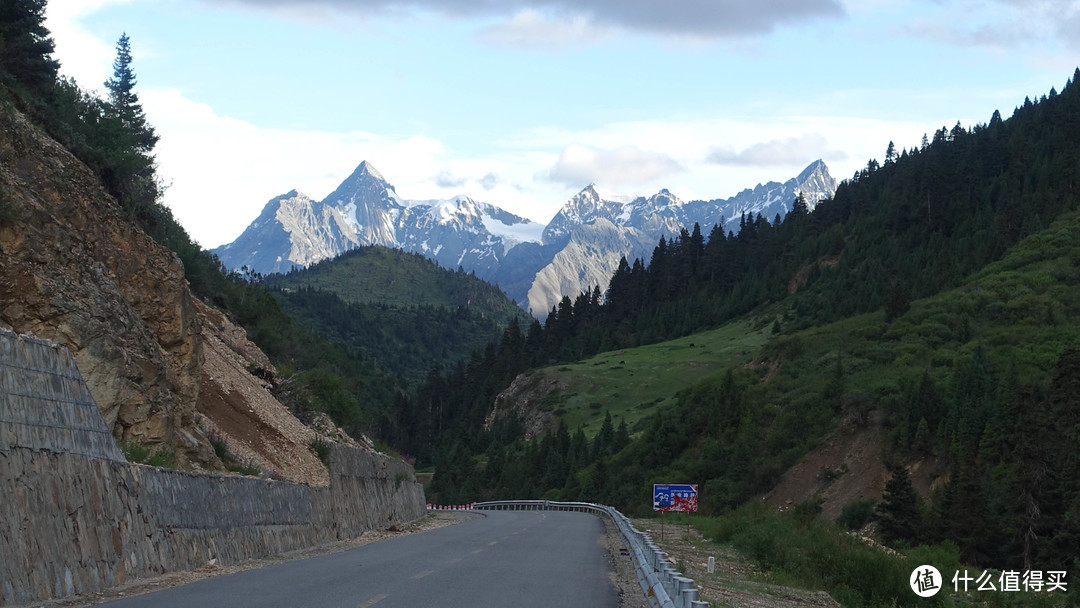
(209, 433, 229, 462)
(206, 432, 262, 477)
(699, 503, 926, 607)
(837, 498, 876, 530)
(119, 439, 176, 469)
(308, 437, 332, 466)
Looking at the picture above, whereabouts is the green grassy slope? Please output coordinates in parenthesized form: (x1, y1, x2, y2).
(487, 209, 1080, 523)
(269, 245, 527, 325)
(518, 319, 772, 437)
(603, 208, 1080, 516)
(772, 206, 1080, 412)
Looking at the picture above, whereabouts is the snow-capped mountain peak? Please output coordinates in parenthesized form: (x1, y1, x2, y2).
(213, 159, 838, 316)
(355, 160, 385, 182)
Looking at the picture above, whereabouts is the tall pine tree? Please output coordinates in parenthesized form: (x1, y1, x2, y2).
(875, 463, 922, 547)
(104, 33, 157, 152)
(0, 0, 59, 96)
(100, 32, 159, 220)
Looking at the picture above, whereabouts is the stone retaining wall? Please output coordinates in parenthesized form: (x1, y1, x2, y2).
(0, 329, 427, 606)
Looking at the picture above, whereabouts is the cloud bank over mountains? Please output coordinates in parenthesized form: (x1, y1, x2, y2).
(222, 0, 846, 39)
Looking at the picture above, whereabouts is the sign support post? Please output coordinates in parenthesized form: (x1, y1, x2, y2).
(653, 483, 698, 544)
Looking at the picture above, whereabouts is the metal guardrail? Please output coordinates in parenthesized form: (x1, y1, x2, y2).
(471, 500, 709, 608)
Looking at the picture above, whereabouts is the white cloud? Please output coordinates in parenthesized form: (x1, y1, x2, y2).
(706, 133, 848, 166)
(40, 0, 959, 248)
(545, 144, 685, 188)
(142, 90, 449, 248)
(479, 9, 614, 49)
(898, 0, 1080, 51)
(434, 170, 467, 188)
(222, 0, 845, 38)
(45, 0, 135, 90)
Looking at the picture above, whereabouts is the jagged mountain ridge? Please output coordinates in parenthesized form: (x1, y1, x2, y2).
(213, 161, 544, 276)
(214, 160, 837, 315)
(544, 160, 835, 245)
(526, 160, 836, 313)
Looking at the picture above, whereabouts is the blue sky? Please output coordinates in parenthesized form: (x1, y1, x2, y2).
(45, 0, 1080, 248)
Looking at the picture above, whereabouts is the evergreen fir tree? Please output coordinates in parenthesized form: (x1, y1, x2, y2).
(0, 0, 59, 95)
(104, 33, 158, 152)
(875, 463, 922, 546)
(615, 418, 630, 449)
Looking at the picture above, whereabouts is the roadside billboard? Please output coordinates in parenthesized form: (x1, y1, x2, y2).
(653, 484, 698, 512)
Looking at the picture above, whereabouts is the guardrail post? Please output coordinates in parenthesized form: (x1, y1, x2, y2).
(674, 577, 693, 607)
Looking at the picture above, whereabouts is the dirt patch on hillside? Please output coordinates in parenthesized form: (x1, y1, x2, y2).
(763, 414, 888, 521)
(193, 300, 331, 486)
(484, 371, 564, 439)
(788, 256, 841, 295)
(762, 411, 947, 521)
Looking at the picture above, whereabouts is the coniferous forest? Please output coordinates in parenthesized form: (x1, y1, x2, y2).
(5, 2, 1080, 604)
(403, 70, 1080, 579)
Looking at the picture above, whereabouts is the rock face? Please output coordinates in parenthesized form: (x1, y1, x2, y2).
(484, 372, 564, 441)
(0, 103, 210, 467)
(0, 102, 348, 481)
(527, 218, 654, 315)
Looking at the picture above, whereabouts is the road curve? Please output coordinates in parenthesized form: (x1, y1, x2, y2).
(98, 511, 619, 608)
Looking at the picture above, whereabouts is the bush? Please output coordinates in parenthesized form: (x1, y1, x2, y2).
(308, 437, 332, 466)
(209, 433, 229, 462)
(699, 503, 927, 607)
(208, 432, 262, 477)
(119, 439, 176, 469)
(837, 498, 877, 530)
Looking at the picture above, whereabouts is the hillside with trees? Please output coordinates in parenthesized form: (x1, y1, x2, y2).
(6, 2, 1080, 601)
(406, 71, 1080, 582)
(266, 246, 531, 384)
(0, 6, 415, 446)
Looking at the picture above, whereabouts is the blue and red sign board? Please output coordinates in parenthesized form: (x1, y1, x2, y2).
(653, 484, 698, 512)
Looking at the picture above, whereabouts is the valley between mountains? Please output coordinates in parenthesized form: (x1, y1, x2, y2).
(5, 10, 1080, 605)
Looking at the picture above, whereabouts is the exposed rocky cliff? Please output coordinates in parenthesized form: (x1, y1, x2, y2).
(0, 101, 346, 480)
(0, 102, 212, 467)
(527, 218, 653, 315)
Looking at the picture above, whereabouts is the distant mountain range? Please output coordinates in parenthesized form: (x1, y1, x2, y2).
(213, 160, 837, 315)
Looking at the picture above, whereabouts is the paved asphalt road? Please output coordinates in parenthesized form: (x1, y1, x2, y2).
(98, 511, 619, 608)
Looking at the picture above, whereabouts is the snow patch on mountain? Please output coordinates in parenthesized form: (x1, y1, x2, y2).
(481, 214, 543, 249)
